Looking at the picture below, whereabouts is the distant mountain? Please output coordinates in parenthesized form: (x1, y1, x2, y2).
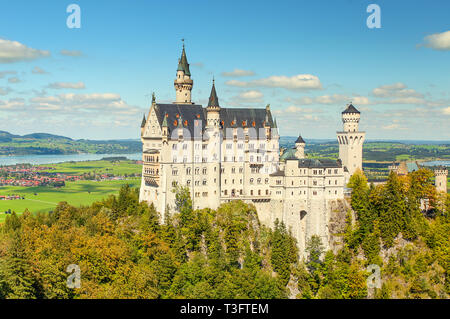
(22, 133, 73, 140)
(0, 130, 141, 156)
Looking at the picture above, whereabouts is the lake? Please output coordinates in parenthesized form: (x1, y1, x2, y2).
(421, 160, 450, 167)
(0, 153, 142, 166)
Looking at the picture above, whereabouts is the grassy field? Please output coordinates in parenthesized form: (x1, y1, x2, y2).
(43, 159, 142, 176)
(0, 178, 141, 222)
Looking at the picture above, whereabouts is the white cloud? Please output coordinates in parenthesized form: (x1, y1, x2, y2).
(273, 105, 318, 115)
(286, 94, 371, 106)
(7, 77, 21, 83)
(420, 30, 450, 51)
(236, 90, 263, 102)
(443, 107, 450, 115)
(372, 82, 423, 98)
(226, 74, 322, 91)
(0, 87, 13, 96)
(0, 39, 50, 63)
(0, 70, 17, 78)
(27, 92, 139, 114)
(222, 69, 255, 77)
(60, 50, 83, 56)
(48, 82, 86, 89)
(32, 66, 48, 74)
(0, 98, 25, 110)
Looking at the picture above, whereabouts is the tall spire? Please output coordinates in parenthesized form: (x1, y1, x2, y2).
(179, 41, 190, 76)
(141, 114, 146, 128)
(208, 78, 220, 108)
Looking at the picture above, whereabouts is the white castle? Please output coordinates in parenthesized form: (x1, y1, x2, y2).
(139, 44, 365, 257)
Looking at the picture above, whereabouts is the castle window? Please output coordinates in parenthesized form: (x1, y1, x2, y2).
(250, 178, 254, 184)
(203, 168, 207, 174)
(172, 144, 177, 150)
(202, 180, 207, 186)
(186, 168, 191, 174)
(238, 143, 243, 149)
(172, 170, 178, 176)
(187, 180, 191, 186)
(328, 169, 331, 174)
(313, 191, 317, 195)
(226, 144, 232, 149)
(224, 190, 228, 195)
(257, 178, 261, 184)
(251, 190, 253, 195)
(195, 168, 200, 174)
(265, 178, 269, 184)
(276, 180, 282, 185)
(258, 190, 261, 195)
(232, 167, 236, 173)
(335, 180, 337, 185)
(240, 190, 243, 195)
(313, 181, 317, 186)
(334, 169, 338, 174)
(266, 190, 269, 195)
(239, 167, 243, 173)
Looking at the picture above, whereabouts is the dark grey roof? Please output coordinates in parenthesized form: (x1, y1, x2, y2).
(141, 114, 146, 128)
(154, 103, 206, 138)
(153, 103, 275, 140)
(295, 135, 305, 144)
(296, 158, 342, 168)
(178, 45, 191, 76)
(342, 104, 360, 114)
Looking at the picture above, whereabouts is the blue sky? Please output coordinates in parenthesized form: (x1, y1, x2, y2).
(0, 0, 449, 140)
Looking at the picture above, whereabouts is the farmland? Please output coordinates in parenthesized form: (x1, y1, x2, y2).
(0, 159, 142, 222)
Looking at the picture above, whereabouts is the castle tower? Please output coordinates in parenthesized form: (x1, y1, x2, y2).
(206, 79, 221, 129)
(337, 103, 365, 178)
(295, 135, 306, 159)
(434, 166, 448, 193)
(205, 79, 221, 209)
(174, 43, 193, 104)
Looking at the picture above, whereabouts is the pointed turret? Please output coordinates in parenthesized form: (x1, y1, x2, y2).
(179, 44, 191, 76)
(208, 79, 220, 108)
(141, 114, 146, 128)
(206, 79, 221, 129)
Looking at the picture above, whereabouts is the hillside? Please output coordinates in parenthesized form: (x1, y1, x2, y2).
(0, 131, 141, 156)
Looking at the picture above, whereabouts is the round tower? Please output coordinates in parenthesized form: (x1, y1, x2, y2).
(434, 166, 448, 193)
(295, 135, 306, 159)
(337, 103, 365, 180)
(174, 43, 193, 104)
(342, 103, 361, 132)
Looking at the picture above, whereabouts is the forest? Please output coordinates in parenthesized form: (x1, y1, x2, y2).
(0, 168, 448, 299)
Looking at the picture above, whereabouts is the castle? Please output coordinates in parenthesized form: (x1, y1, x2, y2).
(139, 44, 365, 257)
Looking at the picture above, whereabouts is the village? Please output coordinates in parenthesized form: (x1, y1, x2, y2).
(0, 163, 140, 201)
